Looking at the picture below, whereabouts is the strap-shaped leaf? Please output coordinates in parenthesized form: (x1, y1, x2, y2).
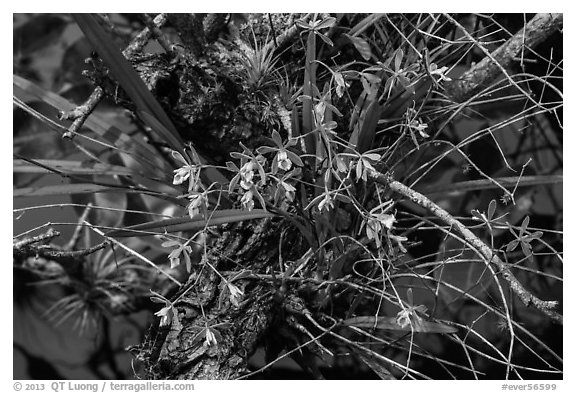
(344, 316, 457, 334)
(420, 175, 563, 196)
(14, 183, 134, 197)
(355, 101, 382, 153)
(301, 29, 317, 156)
(73, 14, 185, 155)
(14, 182, 175, 202)
(13, 159, 136, 177)
(139, 111, 230, 186)
(13, 75, 170, 181)
(344, 34, 372, 61)
(351, 348, 396, 380)
(106, 209, 276, 237)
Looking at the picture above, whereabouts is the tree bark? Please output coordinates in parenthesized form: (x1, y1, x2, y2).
(136, 218, 304, 379)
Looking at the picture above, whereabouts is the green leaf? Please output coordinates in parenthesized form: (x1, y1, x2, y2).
(394, 48, 404, 71)
(13, 159, 136, 177)
(487, 199, 497, 220)
(14, 183, 134, 197)
(343, 316, 457, 334)
(356, 101, 382, 153)
(256, 146, 277, 155)
(344, 34, 372, 61)
(351, 348, 396, 380)
(286, 150, 304, 167)
(316, 33, 334, 47)
(419, 175, 563, 196)
(271, 130, 283, 147)
(521, 216, 530, 233)
(314, 17, 336, 30)
(347, 14, 384, 37)
(302, 29, 317, 156)
(106, 209, 276, 237)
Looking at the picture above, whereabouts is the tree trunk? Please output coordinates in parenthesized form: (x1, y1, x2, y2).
(136, 218, 304, 379)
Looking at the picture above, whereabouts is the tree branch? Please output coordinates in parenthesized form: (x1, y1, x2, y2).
(14, 239, 108, 262)
(369, 170, 562, 324)
(446, 13, 563, 103)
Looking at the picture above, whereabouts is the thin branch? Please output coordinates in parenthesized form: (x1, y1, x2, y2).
(64, 203, 93, 250)
(369, 170, 562, 324)
(37, 241, 108, 259)
(14, 239, 108, 261)
(446, 13, 563, 103)
(60, 87, 104, 138)
(86, 222, 183, 287)
(13, 228, 60, 249)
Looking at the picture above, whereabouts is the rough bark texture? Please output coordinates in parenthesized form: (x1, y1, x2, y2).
(134, 218, 305, 379)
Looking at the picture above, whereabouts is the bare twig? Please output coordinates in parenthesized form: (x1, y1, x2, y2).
(446, 13, 563, 103)
(36, 242, 108, 260)
(60, 87, 104, 138)
(369, 170, 562, 324)
(14, 239, 108, 261)
(86, 222, 183, 287)
(65, 203, 93, 250)
(13, 228, 60, 249)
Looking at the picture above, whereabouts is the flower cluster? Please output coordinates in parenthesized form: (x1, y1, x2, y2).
(355, 153, 381, 182)
(172, 150, 201, 192)
(366, 49, 419, 98)
(405, 107, 429, 139)
(186, 192, 209, 218)
(150, 291, 177, 328)
(256, 130, 303, 175)
(160, 236, 193, 272)
(228, 144, 269, 211)
(396, 288, 428, 329)
(428, 63, 452, 83)
(364, 212, 396, 248)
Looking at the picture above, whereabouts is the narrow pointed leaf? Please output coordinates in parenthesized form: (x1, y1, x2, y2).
(352, 349, 396, 380)
(286, 150, 304, 167)
(302, 30, 316, 155)
(73, 14, 184, 155)
(356, 101, 382, 153)
(14, 183, 133, 197)
(315, 17, 336, 30)
(344, 316, 457, 334)
(13, 159, 136, 177)
(317, 33, 334, 47)
(488, 199, 497, 220)
(419, 175, 562, 196)
(344, 34, 372, 61)
(106, 209, 276, 237)
(139, 111, 230, 186)
(394, 49, 403, 71)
